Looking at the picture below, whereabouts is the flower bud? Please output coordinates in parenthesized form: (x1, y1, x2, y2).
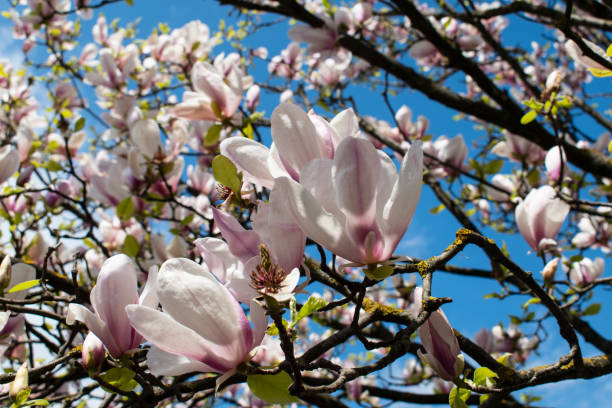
(9, 363, 28, 401)
(0, 255, 12, 294)
(542, 258, 559, 283)
(417, 309, 464, 381)
(82, 332, 105, 372)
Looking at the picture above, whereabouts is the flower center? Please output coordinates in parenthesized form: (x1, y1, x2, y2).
(249, 244, 287, 294)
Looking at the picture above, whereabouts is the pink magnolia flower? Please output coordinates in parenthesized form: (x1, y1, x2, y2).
(423, 134, 468, 178)
(220, 102, 361, 189)
(0, 262, 36, 361)
(170, 61, 242, 121)
(572, 210, 612, 253)
(82, 332, 105, 371)
(414, 288, 464, 381)
(67, 255, 158, 358)
(0, 145, 19, 185)
(126, 258, 267, 386)
(195, 194, 305, 303)
(515, 186, 569, 251)
(273, 137, 422, 265)
(288, 25, 336, 54)
(491, 132, 545, 164)
(565, 39, 612, 77)
(568, 257, 604, 287)
(545, 146, 568, 182)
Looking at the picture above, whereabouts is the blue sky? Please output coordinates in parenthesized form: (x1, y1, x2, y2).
(3, 0, 612, 406)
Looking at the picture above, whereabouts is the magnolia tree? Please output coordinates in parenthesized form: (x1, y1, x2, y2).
(0, 0, 611, 407)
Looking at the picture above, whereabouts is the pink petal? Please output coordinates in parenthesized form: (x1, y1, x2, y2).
(157, 259, 254, 359)
(381, 141, 423, 259)
(90, 255, 140, 354)
(333, 137, 384, 263)
(274, 177, 361, 261)
(67, 303, 122, 358)
(212, 208, 261, 263)
(271, 102, 325, 179)
(126, 304, 235, 372)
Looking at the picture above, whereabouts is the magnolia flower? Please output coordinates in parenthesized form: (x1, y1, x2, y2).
(288, 25, 336, 54)
(423, 134, 468, 178)
(545, 146, 567, 182)
(126, 258, 267, 387)
(572, 210, 612, 253)
(67, 255, 158, 358)
(196, 197, 305, 303)
(0, 145, 19, 185)
(414, 288, 464, 381)
(220, 102, 361, 189)
(491, 132, 545, 164)
(565, 39, 612, 77)
(542, 258, 559, 283)
(515, 186, 569, 251)
(568, 257, 604, 287)
(82, 332, 105, 372)
(171, 61, 242, 121)
(273, 136, 422, 265)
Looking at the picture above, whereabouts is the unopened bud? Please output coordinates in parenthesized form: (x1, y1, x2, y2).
(542, 258, 559, 283)
(82, 332, 105, 373)
(0, 255, 12, 294)
(9, 363, 28, 401)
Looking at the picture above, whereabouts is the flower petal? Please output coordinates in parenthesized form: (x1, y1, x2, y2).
(126, 304, 235, 372)
(156, 259, 253, 359)
(333, 137, 383, 262)
(146, 345, 215, 376)
(274, 177, 360, 262)
(212, 207, 261, 263)
(271, 102, 325, 178)
(90, 255, 140, 354)
(381, 141, 423, 258)
(67, 303, 121, 358)
(220, 137, 275, 189)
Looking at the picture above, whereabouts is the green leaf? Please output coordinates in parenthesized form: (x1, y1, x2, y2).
(520, 110, 537, 125)
(180, 214, 195, 226)
(583, 303, 601, 316)
(266, 319, 287, 336)
(101, 367, 138, 392)
(449, 387, 470, 408)
(8, 279, 39, 294)
(526, 168, 540, 186)
(429, 204, 445, 214)
(497, 353, 512, 367)
(212, 155, 242, 196)
(243, 123, 254, 139)
(364, 264, 394, 280)
(43, 161, 63, 172)
(121, 235, 139, 258)
(15, 388, 31, 405)
(24, 399, 50, 406)
(126, 0, 134, 5)
(484, 159, 504, 174)
(74, 117, 85, 132)
(473, 367, 498, 387)
(204, 124, 222, 146)
(294, 296, 327, 324)
(117, 197, 134, 220)
(247, 371, 299, 404)
(521, 297, 541, 309)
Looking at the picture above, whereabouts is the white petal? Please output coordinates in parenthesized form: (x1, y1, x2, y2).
(220, 137, 275, 189)
(146, 345, 214, 376)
